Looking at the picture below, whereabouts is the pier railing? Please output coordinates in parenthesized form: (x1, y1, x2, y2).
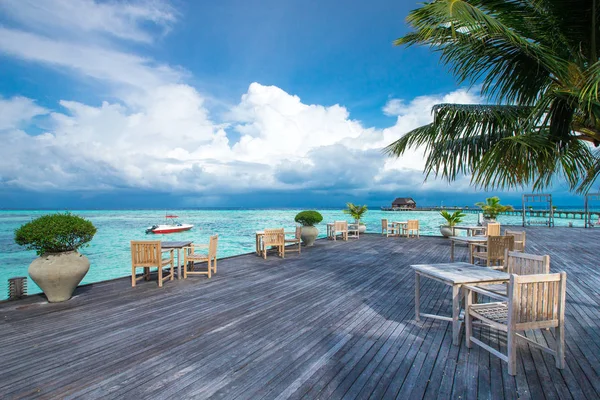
(380, 206, 600, 221)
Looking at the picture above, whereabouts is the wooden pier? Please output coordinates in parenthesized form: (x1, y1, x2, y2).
(382, 206, 600, 221)
(1, 227, 599, 399)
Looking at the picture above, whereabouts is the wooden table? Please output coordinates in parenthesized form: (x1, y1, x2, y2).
(393, 221, 408, 236)
(161, 241, 193, 279)
(449, 236, 488, 263)
(451, 225, 485, 236)
(411, 262, 510, 345)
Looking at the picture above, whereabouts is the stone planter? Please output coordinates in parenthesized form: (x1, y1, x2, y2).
(300, 226, 319, 247)
(28, 251, 90, 303)
(440, 225, 454, 238)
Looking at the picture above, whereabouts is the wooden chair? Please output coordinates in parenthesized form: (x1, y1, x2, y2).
(331, 221, 348, 241)
(403, 220, 419, 238)
(472, 250, 550, 298)
(284, 226, 302, 254)
(130, 241, 174, 287)
(505, 230, 526, 251)
(486, 222, 501, 236)
(472, 235, 514, 268)
(381, 219, 400, 237)
(261, 228, 285, 259)
(183, 235, 218, 279)
(465, 272, 567, 375)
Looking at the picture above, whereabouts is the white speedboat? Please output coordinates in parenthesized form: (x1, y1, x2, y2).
(146, 215, 193, 234)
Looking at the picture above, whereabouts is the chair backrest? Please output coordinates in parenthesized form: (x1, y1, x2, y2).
(508, 272, 566, 329)
(208, 235, 218, 258)
(382, 219, 388, 230)
(334, 220, 348, 232)
(486, 223, 501, 236)
(407, 220, 419, 230)
(295, 226, 302, 239)
(131, 241, 162, 266)
(263, 229, 284, 246)
(505, 250, 549, 275)
(505, 230, 526, 251)
(486, 235, 514, 260)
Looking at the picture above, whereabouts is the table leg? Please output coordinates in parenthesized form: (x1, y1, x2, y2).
(452, 284, 461, 345)
(177, 249, 181, 279)
(450, 240, 455, 262)
(469, 244, 474, 264)
(415, 273, 421, 322)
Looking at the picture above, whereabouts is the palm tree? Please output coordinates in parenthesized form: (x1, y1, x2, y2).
(343, 203, 368, 225)
(386, 0, 600, 193)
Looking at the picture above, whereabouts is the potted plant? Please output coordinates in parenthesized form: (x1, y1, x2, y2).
(439, 210, 465, 238)
(343, 203, 368, 233)
(475, 196, 513, 224)
(294, 210, 323, 247)
(14, 212, 97, 302)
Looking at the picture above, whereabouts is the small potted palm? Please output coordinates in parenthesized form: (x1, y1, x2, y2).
(343, 203, 368, 233)
(439, 210, 465, 237)
(15, 212, 97, 302)
(294, 210, 323, 247)
(475, 196, 513, 224)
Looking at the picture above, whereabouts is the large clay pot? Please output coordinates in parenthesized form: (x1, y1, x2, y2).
(440, 225, 454, 238)
(28, 251, 90, 303)
(300, 226, 319, 247)
(358, 224, 367, 234)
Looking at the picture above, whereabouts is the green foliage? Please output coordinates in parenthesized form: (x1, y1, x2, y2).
(440, 210, 466, 227)
(475, 197, 514, 219)
(294, 210, 323, 226)
(15, 213, 97, 256)
(343, 203, 368, 222)
(387, 0, 600, 193)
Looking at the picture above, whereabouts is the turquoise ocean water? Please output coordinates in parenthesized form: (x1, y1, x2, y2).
(0, 209, 585, 300)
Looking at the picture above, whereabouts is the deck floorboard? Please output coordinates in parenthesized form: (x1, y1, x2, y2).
(1, 226, 599, 399)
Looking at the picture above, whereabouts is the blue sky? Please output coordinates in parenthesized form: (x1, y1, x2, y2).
(0, 0, 591, 208)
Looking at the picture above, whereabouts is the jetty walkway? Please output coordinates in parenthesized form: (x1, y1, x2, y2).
(1, 227, 599, 399)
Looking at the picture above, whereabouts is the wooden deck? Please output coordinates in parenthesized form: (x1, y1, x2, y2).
(1, 227, 599, 399)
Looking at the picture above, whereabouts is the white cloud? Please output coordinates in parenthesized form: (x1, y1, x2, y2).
(0, 96, 48, 130)
(0, 28, 182, 92)
(0, 0, 176, 43)
(0, 83, 481, 195)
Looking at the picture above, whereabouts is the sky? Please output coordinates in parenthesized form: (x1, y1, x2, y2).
(0, 0, 591, 209)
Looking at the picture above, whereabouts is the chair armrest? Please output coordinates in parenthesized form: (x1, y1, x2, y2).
(463, 284, 508, 301)
(161, 248, 174, 253)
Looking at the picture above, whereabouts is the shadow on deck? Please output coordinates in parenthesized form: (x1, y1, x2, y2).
(1, 227, 599, 399)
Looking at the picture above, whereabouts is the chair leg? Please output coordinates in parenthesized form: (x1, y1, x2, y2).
(263, 244, 267, 259)
(169, 261, 174, 281)
(131, 266, 136, 287)
(556, 321, 565, 369)
(183, 258, 188, 279)
(207, 259, 212, 278)
(144, 267, 150, 281)
(213, 257, 217, 273)
(465, 291, 472, 348)
(281, 244, 285, 259)
(507, 329, 517, 375)
(158, 266, 163, 288)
